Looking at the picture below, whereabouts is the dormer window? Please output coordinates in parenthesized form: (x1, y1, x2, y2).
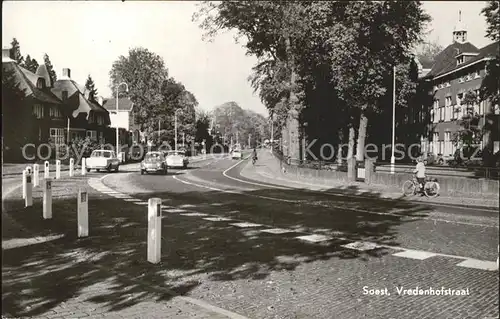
(457, 56, 464, 65)
(36, 78, 46, 89)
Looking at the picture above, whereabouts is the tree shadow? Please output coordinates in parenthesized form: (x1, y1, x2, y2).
(2, 184, 432, 317)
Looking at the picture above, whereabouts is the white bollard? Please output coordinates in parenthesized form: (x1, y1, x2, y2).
(77, 188, 89, 237)
(69, 158, 74, 177)
(81, 158, 86, 176)
(43, 180, 52, 219)
(22, 169, 27, 199)
(55, 160, 61, 179)
(25, 171, 33, 207)
(44, 161, 50, 179)
(33, 164, 40, 187)
(147, 198, 162, 264)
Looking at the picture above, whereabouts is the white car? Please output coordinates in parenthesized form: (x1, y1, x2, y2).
(231, 149, 242, 160)
(86, 150, 120, 172)
(164, 150, 189, 168)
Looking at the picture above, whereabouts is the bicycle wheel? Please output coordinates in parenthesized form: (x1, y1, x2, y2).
(402, 180, 416, 196)
(424, 182, 440, 198)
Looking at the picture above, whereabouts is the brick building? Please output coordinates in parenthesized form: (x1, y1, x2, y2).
(415, 16, 499, 162)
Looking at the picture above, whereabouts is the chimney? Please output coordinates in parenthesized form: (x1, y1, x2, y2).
(62, 68, 71, 79)
(2, 47, 14, 62)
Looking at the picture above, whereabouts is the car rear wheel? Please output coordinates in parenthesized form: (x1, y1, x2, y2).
(86, 168, 91, 173)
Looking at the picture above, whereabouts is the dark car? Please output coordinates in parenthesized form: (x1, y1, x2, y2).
(140, 152, 167, 175)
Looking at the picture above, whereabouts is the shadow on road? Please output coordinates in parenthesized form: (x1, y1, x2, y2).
(2, 184, 432, 317)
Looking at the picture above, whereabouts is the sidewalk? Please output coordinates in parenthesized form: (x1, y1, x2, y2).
(240, 150, 499, 209)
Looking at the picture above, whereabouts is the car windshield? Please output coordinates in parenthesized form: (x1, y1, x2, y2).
(166, 151, 184, 156)
(92, 151, 111, 158)
(145, 153, 163, 161)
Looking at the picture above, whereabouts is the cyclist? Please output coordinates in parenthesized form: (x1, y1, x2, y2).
(414, 156, 426, 193)
(252, 147, 258, 163)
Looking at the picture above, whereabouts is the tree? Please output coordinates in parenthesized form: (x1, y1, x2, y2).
(323, 1, 430, 161)
(482, 1, 500, 42)
(23, 55, 39, 73)
(85, 75, 98, 102)
(2, 67, 28, 160)
(194, 109, 213, 150)
(10, 38, 24, 65)
(109, 47, 169, 139)
(453, 91, 482, 149)
(415, 40, 444, 68)
(43, 54, 57, 83)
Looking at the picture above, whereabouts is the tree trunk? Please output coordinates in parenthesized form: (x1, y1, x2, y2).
(347, 125, 355, 160)
(356, 110, 368, 161)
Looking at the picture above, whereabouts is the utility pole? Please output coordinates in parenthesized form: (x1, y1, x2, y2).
(391, 65, 396, 174)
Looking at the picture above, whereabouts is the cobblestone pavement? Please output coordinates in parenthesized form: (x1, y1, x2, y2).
(96, 158, 498, 319)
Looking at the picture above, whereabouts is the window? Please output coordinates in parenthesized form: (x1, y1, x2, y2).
(86, 130, 97, 141)
(50, 128, 65, 145)
(439, 106, 445, 122)
(36, 78, 45, 89)
(494, 104, 500, 115)
(444, 131, 452, 156)
(446, 81, 451, 87)
(49, 106, 62, 118)
(457, 56, 464, 65)
(475, 70, 481, 78)
(97, 115, 104, 125)
(459, 77, 464, 83)
(474, 89, 481, 115)
(33, 104, 44, 119)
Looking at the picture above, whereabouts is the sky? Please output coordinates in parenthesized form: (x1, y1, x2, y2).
(2, 1, 493, 116)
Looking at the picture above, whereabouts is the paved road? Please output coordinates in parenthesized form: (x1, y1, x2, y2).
(96, 152, 499, 319)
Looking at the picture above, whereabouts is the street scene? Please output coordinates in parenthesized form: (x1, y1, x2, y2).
(2, 1, 499, 319)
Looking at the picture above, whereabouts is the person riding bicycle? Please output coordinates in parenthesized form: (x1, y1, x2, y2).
(252, 147, 258, 161)
(414, 156, 426, 192)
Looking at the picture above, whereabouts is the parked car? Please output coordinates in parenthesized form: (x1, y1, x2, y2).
(231, 149, 243, 160)
(164, 150, 189, 168)
(86, 150, 120, 172)
(140, 152, 167, 175)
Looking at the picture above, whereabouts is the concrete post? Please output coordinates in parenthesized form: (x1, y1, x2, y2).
(77, 188, 89, 237)
(33, 164, 40, 187)
(43, 179, 52, 219)
(25, 171, 33, 207)
(147, 198, 162, 264)
(22, 169, 27, 199)
(44, 161, 50, 179)
(81, 158, 86, 176)
(69, 158, 74, 177)
(347, 157, 356, 182)
(364, 158, 375, 185)
(55, 160, 61, 179)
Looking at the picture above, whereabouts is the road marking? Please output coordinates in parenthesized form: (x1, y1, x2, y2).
(392, 249, 437, 260)
(341, 241, 381, 251)
(123, 198, 142, 202)
(230, 222, 263, 228)
(164, 208, 188, 213)
(180, 212, 209, 217)
(222, 156, 289, 190)
(456, 259, 498, 271)
(179, 204, 197, 208)
(204, 217, 233, 222)
(134, 202, 148, 205)
(260, 228, 294, 234)
(296, 234, 332, 243)
(2, 234, 65, 250)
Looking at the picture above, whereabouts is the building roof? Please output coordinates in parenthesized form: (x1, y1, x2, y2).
(102, 97, 134, 111)
(52, 78, 109, 119)
(425, 41, 480, 78)
(2, 61, 62, 105)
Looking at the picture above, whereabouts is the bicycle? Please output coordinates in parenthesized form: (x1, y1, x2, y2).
(252, 156, 257, 165)
(402, 174, 440, 198)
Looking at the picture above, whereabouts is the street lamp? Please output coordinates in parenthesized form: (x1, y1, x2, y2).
(390, 65, 396, 174)
(115, 82, 128, 159)
(174, 109, 182, 151)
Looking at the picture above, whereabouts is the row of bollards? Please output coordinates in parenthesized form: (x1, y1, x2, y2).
(21, 161, 161, 264)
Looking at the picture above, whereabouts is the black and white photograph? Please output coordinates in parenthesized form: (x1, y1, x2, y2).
(2, 1, 499, 318)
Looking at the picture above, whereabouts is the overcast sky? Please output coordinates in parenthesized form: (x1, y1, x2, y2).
(2, 1, 492, 116)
